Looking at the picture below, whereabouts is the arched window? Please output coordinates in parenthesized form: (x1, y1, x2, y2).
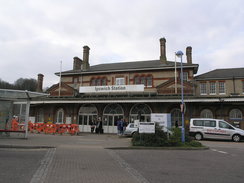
(171, 108, 182, 127)
(200, 109, 213, 118)
(130, 104, 152, 122)
(104, 104, 123, 114)
(103, 104, 124, 127)
(56, 108, 64, 124)
(78, 104, 98, 126)
(229, 109, 242, 120)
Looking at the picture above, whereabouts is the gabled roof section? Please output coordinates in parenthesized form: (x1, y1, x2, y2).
(47, 82, 78, 97)
(56, 60, 199, 76)
(195, 68, 244, 80)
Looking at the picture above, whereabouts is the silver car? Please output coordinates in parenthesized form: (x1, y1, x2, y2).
(124, 123, 138, 136)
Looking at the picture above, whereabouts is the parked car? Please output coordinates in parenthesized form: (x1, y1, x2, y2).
(189, 118, 244, 142)
(124, 123, 138, 136)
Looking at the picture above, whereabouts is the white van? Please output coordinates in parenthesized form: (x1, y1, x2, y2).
(189, 118, 244, 142)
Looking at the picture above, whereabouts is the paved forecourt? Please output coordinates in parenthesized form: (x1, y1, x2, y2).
(0, 133, 149, 183)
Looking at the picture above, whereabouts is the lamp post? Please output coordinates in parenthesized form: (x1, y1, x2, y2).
(175, 50, 185, 143)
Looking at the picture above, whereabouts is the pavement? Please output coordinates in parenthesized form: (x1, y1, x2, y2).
(0, 132, 149, 183)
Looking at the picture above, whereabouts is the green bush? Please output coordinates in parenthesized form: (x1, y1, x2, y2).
(132, 125, 202, 147)
(132, 125, 168, 146)
(168, 128, 182, 146)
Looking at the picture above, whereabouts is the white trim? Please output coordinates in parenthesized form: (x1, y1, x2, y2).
(13, 97, 244, 105)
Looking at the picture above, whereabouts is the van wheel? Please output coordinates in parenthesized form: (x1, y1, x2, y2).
(195, 133, 203, 141)
(232, 134, 241, 142)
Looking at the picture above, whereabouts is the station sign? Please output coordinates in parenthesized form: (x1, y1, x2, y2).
(79, 85, 144, 93)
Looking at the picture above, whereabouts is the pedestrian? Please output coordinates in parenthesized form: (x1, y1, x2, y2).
(120, 118, 124, 135)
(175, 120, 179, 128)
(97, 117, 103, 134)
(89, 119, 95, 133)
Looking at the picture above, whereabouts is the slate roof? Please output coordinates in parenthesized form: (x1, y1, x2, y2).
(57, 60, 199, 76)
(195, 68, 244, 80)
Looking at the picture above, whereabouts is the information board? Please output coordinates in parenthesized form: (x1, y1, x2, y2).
(139, 122, 155, 134)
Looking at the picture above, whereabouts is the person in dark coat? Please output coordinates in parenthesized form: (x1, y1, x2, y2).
(89, 119, 95, 133)
(97, 117, 103, 134)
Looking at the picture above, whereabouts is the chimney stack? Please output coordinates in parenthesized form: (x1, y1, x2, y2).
(36, 73, 44, 92)
(159, 38, 167, 64)
(83, 46, 90, 71)
(186, 46, 192, 64)
(73, 57, 82, 70)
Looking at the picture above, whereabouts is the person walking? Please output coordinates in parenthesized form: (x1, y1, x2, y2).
(96, 117, 103, 134)
(89, 119, 95, 133)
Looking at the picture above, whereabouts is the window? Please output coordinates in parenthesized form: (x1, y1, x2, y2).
(193, 120, 204, 126)
(171, 108, 182, 127)
(90, 78, 107, 86)
(200, 83, 207, 95)
(56, 108, 64, 124)
(116, 78, 125, 85)
(146, 76, 152, 87)
(200, 109, 213, 118)
(134, 77, 140, 84)
(210, 82, 216, 95)
(91, 79, 96, 86)
(219, 121, 234, 129)
(36, 109, 44, 123)
(229, 109, 242, 120)
(74, 78, 78, 83)
(141, 77, 146, 86)
(204, 120, 216, 127)
(101, 78, 106, 85)
(219, 82, 225, 94)
(130, 104, 152, 122)
(134, 75, 153, 88)
(183, 72, 188, 81)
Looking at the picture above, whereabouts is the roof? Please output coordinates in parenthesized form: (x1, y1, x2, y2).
(57, 60, 199, 76)
(195, 68, 244, 80)
(0, 89, 49, 100)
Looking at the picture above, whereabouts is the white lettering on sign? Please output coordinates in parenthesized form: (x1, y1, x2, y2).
(79, 85, 144, 93)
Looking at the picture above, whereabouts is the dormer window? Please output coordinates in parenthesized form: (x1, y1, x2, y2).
(116, 78, 125, 85)
(90, 77, 107, 86)
(183, 72, 188, 81)
(133, 75, 153, 88)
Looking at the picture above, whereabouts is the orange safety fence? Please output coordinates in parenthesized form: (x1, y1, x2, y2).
(27, 122, 79, 135)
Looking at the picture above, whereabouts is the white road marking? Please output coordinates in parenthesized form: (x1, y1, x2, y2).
(211, 149, 228, 154)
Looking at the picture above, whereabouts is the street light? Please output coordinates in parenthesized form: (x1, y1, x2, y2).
(175, 50, 185, 143)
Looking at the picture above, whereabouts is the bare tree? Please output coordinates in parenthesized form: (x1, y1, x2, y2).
(0, 78, 37, 91)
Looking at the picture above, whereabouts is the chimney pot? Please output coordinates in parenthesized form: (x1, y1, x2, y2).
(159, 38, 167, 64)
(83, 46, 90, 71)
(186, 46, 192, 64)
(37, 73, 44, 92)
(73, 57, 82, 70)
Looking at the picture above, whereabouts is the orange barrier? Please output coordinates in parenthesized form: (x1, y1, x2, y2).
(27, 122, 79, 135)
(44, 124, 57, 134)
(57, 124, 69, 135)
(68, 124, 79, 135)
(28, 122, 34, 133)
(35, 123, 45, 133)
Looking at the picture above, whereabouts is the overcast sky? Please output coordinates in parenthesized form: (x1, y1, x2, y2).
(0, 0, 243, 88)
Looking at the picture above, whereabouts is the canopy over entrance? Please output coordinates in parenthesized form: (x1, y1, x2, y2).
(0, 89, 48, 138)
